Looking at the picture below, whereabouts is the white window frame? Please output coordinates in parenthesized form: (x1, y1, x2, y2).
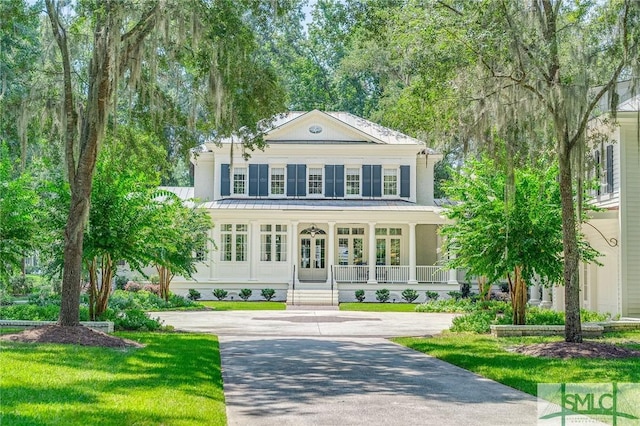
(232, 167, 248, 196)
(307, 166, 324, 197)
(260, 224, 288, 262)
(220, 223, 248, 262)
(383, 167, 399, 197)
(345, 167, 361, 197)
(269, 166, 286, 197)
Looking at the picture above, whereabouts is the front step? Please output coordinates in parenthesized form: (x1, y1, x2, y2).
(287, 289, 338, 306)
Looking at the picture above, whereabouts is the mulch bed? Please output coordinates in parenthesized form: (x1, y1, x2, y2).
(0, 325, 144, 348)
(512, 341, 640, 359)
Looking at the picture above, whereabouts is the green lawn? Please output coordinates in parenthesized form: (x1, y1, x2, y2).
(199, 300, 286, 310)
(0, 332, 226, 425)
(340, 302, 419, 312)
(393, 331, 640, 396)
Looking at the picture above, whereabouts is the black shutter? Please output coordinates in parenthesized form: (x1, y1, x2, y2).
(335, 165, 344, 197)
(594, 150, 601, 196)
(606, 144, 614, 193)
(248, 164, 258, 196)
(372, 165, 382, 197)
(400, 165, 410, 198)
(287, 164, 297, 196)
(362, 165, 372, 197)
(259, 164, 269, 196)
(325, 165, 335, 197)
(221, 164, 230, 196)
(297, 164, 307, 196)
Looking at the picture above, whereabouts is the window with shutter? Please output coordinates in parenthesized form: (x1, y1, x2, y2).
(606, 144, 614, 193)
(221, 164, 230, 196)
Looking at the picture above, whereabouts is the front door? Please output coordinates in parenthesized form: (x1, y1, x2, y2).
(299, 232, 327, 282)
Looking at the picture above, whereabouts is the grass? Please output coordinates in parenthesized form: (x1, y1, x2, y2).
(0, 332, 226, 425)
(393, 331, 640, 397)
(340, 302, 419, 312)
(199, 300, 286, 310)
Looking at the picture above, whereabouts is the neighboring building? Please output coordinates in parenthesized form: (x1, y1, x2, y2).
(165, 110, 459, 304)
(571, 90, 640, 318)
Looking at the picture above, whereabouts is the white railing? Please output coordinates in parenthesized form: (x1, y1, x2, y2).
(333, 265, 369, 283)
(376, 266, 409, 283)
(416, 266, 449, 283)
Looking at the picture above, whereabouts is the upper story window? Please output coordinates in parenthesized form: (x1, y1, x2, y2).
(308, 168, 323, 195)
(383, 168, 398, 196)
(233, 168, 247, 195)
(270, 167, 285, 195)
(346, 168, 360, 196)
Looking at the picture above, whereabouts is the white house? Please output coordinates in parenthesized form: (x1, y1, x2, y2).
(571, 90, 640, 318)
(165, 110, 460, 304)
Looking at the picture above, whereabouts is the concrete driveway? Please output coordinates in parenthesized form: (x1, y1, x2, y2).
(154, 310, 539, 425)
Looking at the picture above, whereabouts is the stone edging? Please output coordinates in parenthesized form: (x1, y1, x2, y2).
(0, 320, 114, 333)
(490, 321, 640, 337)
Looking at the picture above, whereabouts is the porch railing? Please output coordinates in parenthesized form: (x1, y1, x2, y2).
(333, 265, 369, 282)
(375, 265, 409, 283)
(416, 266, 449, 283)
(333, 265, 452, 284)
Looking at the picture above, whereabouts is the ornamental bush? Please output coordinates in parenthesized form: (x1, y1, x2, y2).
(261, 288, 276, 301)
(375, 288, 390, 303)
(239, 288, 252, 301)
(355, 289, 365, 302)
(401, 289, 419, 303)
(425, 291, 439, 301)
(213, 289, 228, 300)
(187, 289, 201, 301)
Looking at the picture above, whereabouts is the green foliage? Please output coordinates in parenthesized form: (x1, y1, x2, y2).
(5, 276, 36, 296)
(239, 288, 252, 301)
(401, 289, 419, 303)
(447, 291, 462, 301)
(415, 298, 478, 313)
(212, 289, 228, 301)
(375, 288, 390, 303)
(355, 289, 366, 302)
(0, 304, 89, 321)
(0, 144, 41, 282)
(260, 288, 276, 301)
(425, 291, 440, 301)
(101, 308, 162, 332)
(188, 289, 201, 301)
(108, 289, 194, 311)
(114, 275, 128, 290)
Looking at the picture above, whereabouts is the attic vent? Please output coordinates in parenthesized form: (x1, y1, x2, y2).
(308, 125, 323, 134)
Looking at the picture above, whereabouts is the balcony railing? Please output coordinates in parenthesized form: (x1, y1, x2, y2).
(416, 266, 449, 283)
(375, 265, 409, 283)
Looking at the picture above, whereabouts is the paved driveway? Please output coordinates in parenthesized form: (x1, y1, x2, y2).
(154, 310, 539, 425)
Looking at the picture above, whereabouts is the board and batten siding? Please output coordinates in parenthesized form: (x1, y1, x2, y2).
(620, 122, 640, 317)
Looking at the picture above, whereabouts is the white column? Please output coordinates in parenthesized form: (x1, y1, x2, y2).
(540, 286, 552, 309)
(326, 222, 336, 284)
(447, 252, 458, 285)
(367, 222, 377, 284)
(408, 223, 417, 284)
(290, 221, 298, 285)
(209, 228, 215, 280)
(529, 275, 541, 306)
(249, 221, 258, 281)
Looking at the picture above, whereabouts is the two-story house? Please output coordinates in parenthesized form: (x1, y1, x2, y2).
(567, 90, 640, 318)
(165, 110, 459, 304)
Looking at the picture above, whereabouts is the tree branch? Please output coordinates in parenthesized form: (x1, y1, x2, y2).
(118, 1, 162, 78)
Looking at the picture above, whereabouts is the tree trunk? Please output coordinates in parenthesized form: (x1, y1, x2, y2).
(157, 265, 173, 302)
(558, 146, 582, 342)
(95, 254, 114, 318)
(477, 276, 490, 301)
(88, 258, 97, 321)
(508, 266, 527, 325)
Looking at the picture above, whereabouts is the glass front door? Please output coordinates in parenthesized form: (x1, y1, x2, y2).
(299, 236, 327, 281)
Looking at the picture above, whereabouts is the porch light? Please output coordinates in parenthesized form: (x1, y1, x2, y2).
(310, 224, 318, 238)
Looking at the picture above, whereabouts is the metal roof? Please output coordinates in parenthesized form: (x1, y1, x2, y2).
(199, 198, 443, 212)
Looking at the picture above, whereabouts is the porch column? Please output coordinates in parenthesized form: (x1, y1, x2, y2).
(447, 253, 458, 285)
(408, 223, 417, 284)
(290, 221, 298, 285)
(209, 228, 215, 280)
(326, 221, 336, 284)
(249, 221, 258, 281)
(367, 222, 377, 284)
(540, 286, 552, 309)
(529, 275, 541, 306)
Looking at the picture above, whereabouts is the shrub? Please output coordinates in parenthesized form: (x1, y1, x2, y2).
(213, 289, 228, 300)
(114, 275, 128, 290)
(450, 310, 496, 333)
(187, 289, 201, 301)
(375, 288, 390, 303)
(0, 292, 14, 306)
(261, 288, 276, 301)
(150, 275, 160, 285)
(460, 282, 471, 298)
(401, 289, 419, 303)
(124, 281, 142, 292)
(239, 288, 252, 301)
(8, 276, 36, 296)
(100, 308, 162, 331)
(0, 304, 90, 321)
(425, 291, 439, 301)
(447, 290, 462, 301)
(355, 289, 366, 302)
(28, 288, 61, 307)
(142, 283, 160, 295)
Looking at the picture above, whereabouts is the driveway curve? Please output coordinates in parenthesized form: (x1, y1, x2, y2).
(154, 310, 539, 425)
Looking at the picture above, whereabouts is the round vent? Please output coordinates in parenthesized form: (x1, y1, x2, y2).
(308, 125, 323, 134)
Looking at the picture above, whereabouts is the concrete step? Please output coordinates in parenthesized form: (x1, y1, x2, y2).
(287, 289, 338, 306)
